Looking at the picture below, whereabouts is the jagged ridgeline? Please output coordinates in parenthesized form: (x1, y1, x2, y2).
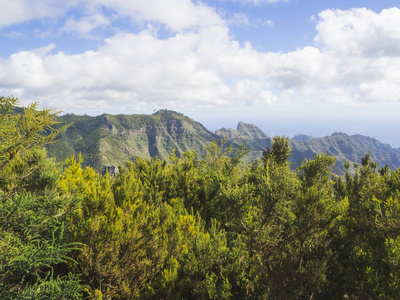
(46, 110, 400, 175)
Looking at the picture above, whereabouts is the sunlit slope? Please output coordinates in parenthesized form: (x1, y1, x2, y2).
(46, 110, 220, 172)
(46, 111, 400, 175)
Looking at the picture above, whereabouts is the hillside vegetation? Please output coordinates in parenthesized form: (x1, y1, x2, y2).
(46, 110, 400, 176)
(2, 96, 400, 299)
(46, 110, 219, 173)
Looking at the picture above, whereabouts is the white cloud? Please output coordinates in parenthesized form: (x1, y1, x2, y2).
(227, 13, 274, 28)
(228, 13, 250, 26)
(232, 80, 281, 106)
(0, 44, 55, 89)
(0, 0, 223, 33)
(1, 3, 400, 114)
(313, 7, 400, 103)
(263, 20, 275, 27)
(315, 7, 400, 57)
(324, 87, 357, 105)
(96, 0, 223, 32)
(0, 0, 78, 29)
(0, 23, 306, 112)
(62, 13, 110, 36)
(0, 27, 234, 112)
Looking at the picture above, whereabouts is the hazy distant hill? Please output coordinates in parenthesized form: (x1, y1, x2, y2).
(46, 111, 400, 175)
(289, 132, 400, 175)
(215, 122, 271, 153)
(292, 134, 316, 141)
(215, 124, 400, 175)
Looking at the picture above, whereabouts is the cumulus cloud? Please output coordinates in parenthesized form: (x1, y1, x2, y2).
(314, 7, 400, 103)
(0, 44, 55, 89)
(0, 23, 282, 112)
(0, 27, 228, 111)
(315, 7, 400, 57)
(1, 2, 400, 114)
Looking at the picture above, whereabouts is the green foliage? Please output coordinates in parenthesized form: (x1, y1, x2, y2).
(0, 192, 83, 299)
(59, 156, 202, 298)
(322, 153, 400, 299)
(4, 96, 400, 299)
(0, 96, 84, 298)
(262, 136, 291, 166)
(0, 97, 66, 196)
(0, 96, 68, 196)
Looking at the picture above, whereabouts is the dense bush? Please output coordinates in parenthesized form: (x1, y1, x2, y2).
(2, 96, 400, 299)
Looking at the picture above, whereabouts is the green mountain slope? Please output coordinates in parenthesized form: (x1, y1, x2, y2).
(216, 124, 400, 175)
(46, 111, 400, 175)
(46, 110, 220, 172)
(290, 132, 400, 174)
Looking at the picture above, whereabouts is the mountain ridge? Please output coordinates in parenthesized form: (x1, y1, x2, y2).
(45, 110, 400, 175)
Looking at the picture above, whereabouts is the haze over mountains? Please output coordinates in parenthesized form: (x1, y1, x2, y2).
(45, 110, 400, 176)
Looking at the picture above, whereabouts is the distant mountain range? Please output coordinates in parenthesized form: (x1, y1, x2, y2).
(45, 110, 400, 175)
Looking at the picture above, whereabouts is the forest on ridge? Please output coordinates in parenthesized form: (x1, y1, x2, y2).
(1, 96, 400, 299)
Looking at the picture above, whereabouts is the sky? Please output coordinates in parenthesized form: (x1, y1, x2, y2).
(1, 0, 400, 147)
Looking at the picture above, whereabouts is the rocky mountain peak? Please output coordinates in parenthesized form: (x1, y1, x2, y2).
(237, 121, 269, 139)
(292, 134, 316, 141)
(331, 132, 348, 137)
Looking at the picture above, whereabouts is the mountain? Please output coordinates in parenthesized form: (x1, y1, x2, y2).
(215, 122, 269, 139)
(215, 127, 241, 139)
(292, 134, 316, 141)
(46, 111, 400, 175)
(237, 121, 269, 139)
(215, 122, 271, 157)
(46, 110, 220, 172)
(214, 123, 400, 175)
(289, 132, 400, 174)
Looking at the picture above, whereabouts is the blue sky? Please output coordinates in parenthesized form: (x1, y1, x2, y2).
(1, 0, 400, 147)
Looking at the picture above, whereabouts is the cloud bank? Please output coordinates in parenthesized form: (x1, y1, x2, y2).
(1, 2, 400, 114)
